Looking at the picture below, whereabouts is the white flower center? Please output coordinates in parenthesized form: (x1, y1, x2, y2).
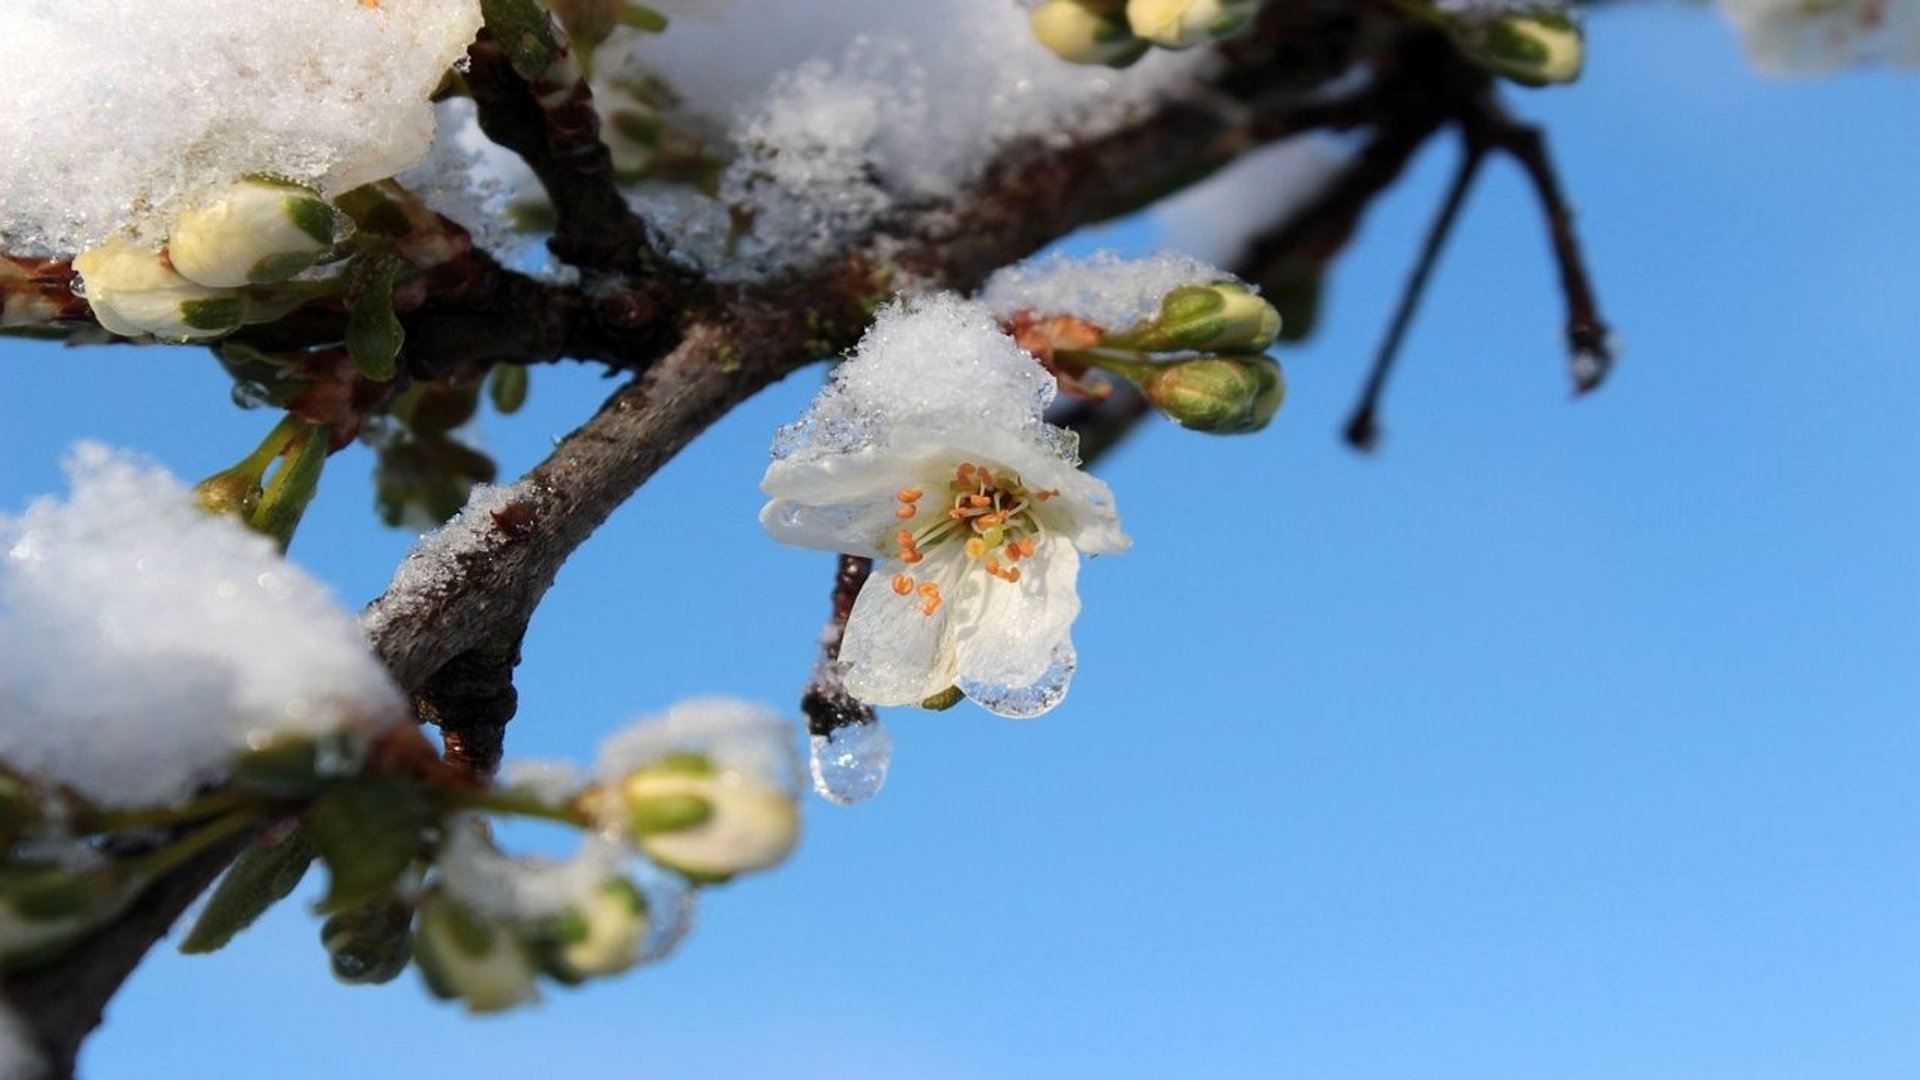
(885, 460, 1058, 616)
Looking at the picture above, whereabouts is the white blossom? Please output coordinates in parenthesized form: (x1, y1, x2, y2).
(1718, 0, 1920, 74)
(70, 242, 241, 341)
(760, 295, 1129, 717)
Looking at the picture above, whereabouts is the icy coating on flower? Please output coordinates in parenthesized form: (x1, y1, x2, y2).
(0, 444, 404, 808)
(760, 295, 1129, 717)
(1718, 0, 1920, 74)
(979, 249, 1232, 330)
(0, 0, 484, 254)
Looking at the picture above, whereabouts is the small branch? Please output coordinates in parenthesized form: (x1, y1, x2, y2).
(799, 555, 878, 740)
(464, 30, 670, 277)
(1345, 137, 1484, 452)
(1472, 106, 1614, 393)
(0, 255, 90, 327)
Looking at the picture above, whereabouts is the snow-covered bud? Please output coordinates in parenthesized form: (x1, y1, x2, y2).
(618, 754, 800, 883)
(322, 893, 415, 985)
(1125, 0, 1260, 49)
(1140, 354, 1286, 434)
(414, 893, 540, 1013)
(537, 878, 649, 983)
(167, 178, 335, 288)
(1030, 1, 1151, 67)
(71, 240, 242, 341)
(0, 861, 140, 971)
(1117, 282, 1281, 354)
(1452, 8, 1584, 86)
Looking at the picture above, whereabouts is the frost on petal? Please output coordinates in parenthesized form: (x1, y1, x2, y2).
(759, 447, 928, 556)
(0, 0, 484, 253)
(957, 639, 1078, 720)
(951, 539, 1081, 698)
(0, 444, 403, 808)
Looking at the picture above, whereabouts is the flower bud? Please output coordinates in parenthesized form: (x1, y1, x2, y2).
(71, 240, 242, 341)
(1118, 281, 1281, 354)
(414, 893, 540, 1013)
(619, 754, 800, 883)
(167, 178, 336, 287)
(1140, 354, 1286, 434)
(1030, 1, 1151, 68)
(322, 893, 415, 985)
(1450, 8, 1584, 87)
(537, 878, 649, 983)
(1125, 0, 1259, 50)
(193, 468, 263, 519)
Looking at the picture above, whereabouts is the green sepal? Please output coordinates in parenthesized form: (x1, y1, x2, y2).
(627, 793, 713, 836)
(306, 779, 437, 916)
(480, 0, 564, 78)
(178, 296, 243, 334)
(286, 196, 337, 248)
(179, 826, 317, 955)
(345, 256, 406, 382)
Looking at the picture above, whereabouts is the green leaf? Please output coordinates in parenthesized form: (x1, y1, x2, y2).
(480, 0, 563, 78)
(306, 779, 437, 915)
(345, 256, 406, 382)
(179, 827, 317, 955)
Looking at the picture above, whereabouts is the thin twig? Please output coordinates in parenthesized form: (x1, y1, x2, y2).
(1472, 105, 1614, 393)
(1345, 138, 1484, 451)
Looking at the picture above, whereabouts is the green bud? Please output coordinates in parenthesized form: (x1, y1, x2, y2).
(537, 878, 649, 983)
(1450, 8, 1584, 87)
(1029, 1, 1150, 68)
(322, 892, 415, 985)
(1116, 281, 1282, 354)
(1141, 353, 1286, 434)
(414, 893, 540, 1013)
(168, 177, 335, 288)
(619, 758, 799, 883)
(71, 240, 242, 341)
(1125, 0, 1260, 50)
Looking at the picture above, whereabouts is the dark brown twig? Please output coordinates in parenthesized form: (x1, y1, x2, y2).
(1345, 137, 1484, 451)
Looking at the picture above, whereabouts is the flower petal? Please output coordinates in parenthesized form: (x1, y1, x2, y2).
(839, 553, 967, 706)
(951, 538, 1081, 697)
(759, 448, 918, 556)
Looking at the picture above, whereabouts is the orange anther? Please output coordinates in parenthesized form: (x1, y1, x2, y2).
(920, 597, 941, 616)
(897, 487, 924, 503)
(1017, 537, 1036, 557)
(1034, 489, 1058, 501)
(904, 550, 924, 565)
(891, 574, 914, 595)
(966, 494, 991, 507)
(1004, 543, 1021, 560)
(985, 557, 1003, 575)
(918, 581, 939, 597)
(895, 504, 916, 520)
(1003, 566, 1022, 583)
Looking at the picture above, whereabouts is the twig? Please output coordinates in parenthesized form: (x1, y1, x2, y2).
(799, 555, 878, 740)
(1471, 105, 1614, 393)
(1345, 137, 1484, 451)
(464, 30, 672, 277)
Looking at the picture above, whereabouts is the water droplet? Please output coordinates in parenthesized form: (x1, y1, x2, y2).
(229, 380, 275, 410)
(956, 641, 1076, 719)
(809, 718, 893, 805)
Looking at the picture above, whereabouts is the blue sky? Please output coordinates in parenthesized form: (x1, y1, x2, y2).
(3, 7, 1917, 1078)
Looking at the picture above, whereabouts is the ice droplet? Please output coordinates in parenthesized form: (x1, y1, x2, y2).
(809, 718, 893, 805)
(955, 641, 1077, 719)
